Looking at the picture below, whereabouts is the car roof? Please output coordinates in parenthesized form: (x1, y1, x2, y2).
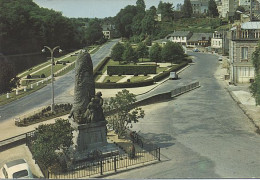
(5, 159, 26, 168)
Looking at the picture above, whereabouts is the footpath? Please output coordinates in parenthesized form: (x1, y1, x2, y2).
(215, 59, 260, 132)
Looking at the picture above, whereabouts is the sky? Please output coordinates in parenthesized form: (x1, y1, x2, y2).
(33, 0, 184, 18)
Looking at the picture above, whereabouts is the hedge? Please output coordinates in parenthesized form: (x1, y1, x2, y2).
(93, 56, 111, 77)
(95, 79, 154, 89)
(107, 65, 157, 75)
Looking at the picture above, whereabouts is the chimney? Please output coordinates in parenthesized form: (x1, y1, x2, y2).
(236, 24, 242, 39)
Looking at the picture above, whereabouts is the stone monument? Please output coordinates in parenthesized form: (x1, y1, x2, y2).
(68, 51, 108, 162)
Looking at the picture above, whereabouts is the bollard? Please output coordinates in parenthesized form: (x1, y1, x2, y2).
(16, 89, 19, 95)
(6, 93, 10, 99)
(24, 87, 27, 92)
(31, 84, 33, 89)
(41, 80, 44, 84)
(36, 82, 39, 86)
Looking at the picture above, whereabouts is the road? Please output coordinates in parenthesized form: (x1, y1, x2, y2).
(0, 39, 119, 122)
(106, 52, 260, 178)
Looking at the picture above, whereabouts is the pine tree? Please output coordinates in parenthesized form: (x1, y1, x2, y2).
(182, 0, 193, 18)
(208, 0, 219, 17)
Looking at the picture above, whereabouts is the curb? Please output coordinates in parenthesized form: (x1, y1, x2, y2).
(225, 87, 260, 134)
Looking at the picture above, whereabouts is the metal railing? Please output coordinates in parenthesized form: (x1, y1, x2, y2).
(171, 81, 200, 97)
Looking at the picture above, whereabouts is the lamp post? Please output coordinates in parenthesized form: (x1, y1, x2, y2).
(42, 46, 62, 112)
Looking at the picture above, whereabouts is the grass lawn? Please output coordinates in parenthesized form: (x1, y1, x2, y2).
(0, 81, 49, 106)
(103, 76, 126, 83)
(34, 64, 66, 77)
(18, 61, 50, 78)
(157, 67, 169, 73)
(130, 76, 150, 82)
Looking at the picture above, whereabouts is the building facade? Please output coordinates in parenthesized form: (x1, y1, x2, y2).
(221, 0, 239, 18)
(229, 22, 260, 83)
(191, 0, 209, 14)
(166, 31, 193, 45)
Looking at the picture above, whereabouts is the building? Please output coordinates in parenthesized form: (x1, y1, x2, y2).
(102, 24, 116, 39)
(212, 31, 224, 53)
(229, 21, 260, 83)
(221, 0, 239, 18)
(187, 33, 212, 47)
(191, 0, 209, 14)
(166, 31, 193, 45)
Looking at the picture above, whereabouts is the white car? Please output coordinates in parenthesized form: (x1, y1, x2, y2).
(0, 159, 33, 179)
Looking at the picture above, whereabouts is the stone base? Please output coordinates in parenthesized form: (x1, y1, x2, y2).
(67, 120, 113, 163)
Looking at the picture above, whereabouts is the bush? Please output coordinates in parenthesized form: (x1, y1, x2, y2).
(107, 79, 111, 83)
(118, 73, 122, 76)
(27, 74, 32, 79)
(144, 73, 148, 76)
(134, 73, 138, 76)
(41, 74, 46, 78)
(108, 73, 113, 76)
(127, 79, 131, 82)
(63, 62, 66, 65)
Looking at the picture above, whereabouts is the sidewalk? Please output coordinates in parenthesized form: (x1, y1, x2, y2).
(215, 61, 260, 131)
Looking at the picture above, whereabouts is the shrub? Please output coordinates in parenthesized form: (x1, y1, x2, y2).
(118, 73, 122, 76)
(127, 79, 131, 82)
(134, 73, 138, 76)
(41, 74, 46, 78)
(107, 79, 111, 83)
(27, 74, 32, 79)
(144, 73, 148, 76)
(108, 73, 113, 76)
(63, 62, 66, 65)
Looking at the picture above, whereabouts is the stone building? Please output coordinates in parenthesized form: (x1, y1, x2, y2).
(229, 21, 260, 83)
(166, 31, 193, 46)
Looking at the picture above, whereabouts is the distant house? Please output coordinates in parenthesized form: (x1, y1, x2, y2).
(154, 14, 162, 22)
(187, 33, 212, 47)
(211, 31, 223, 53)
(229, 21, 260, 84)
(221, 0, 239, 18)
(166, 31, 193, 45)
(102, 24, 116, 39)
(190, 0, 209, 14)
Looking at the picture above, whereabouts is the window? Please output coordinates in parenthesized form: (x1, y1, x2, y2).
(241, 47, 248, 60)
(13, 170, 28, 178)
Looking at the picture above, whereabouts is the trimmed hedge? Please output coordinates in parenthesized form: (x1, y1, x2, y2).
(107, 65, 157, 75)
(95, 79, 154, 89)
(93, 56, 111, 77)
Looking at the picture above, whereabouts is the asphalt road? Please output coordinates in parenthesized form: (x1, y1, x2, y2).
(0, 39, 119, 122)
(106, 52, 260, 178)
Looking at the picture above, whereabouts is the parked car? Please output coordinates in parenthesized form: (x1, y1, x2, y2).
(193, 48, 200, 52)
(218, 56, 222, 61)
(169, 72, 178, 80)
(0, 159, 33, 179)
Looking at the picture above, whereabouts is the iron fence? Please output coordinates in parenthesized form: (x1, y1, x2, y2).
(171, 81, 200, 97)
(25, 130, 160, 179)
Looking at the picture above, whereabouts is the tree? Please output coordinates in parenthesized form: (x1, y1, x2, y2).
(250, 45, 260, 105)
(122, 42, 138, 63)
(141, 10, 156, 35)
(136, 0, 146, 11)
(182, 0, 193, 18)
(208, 0, 219, 17)
(114, 5, 138, 38)
(31, 119, 74, 169)
(157, 1, 174, 21)
(161, 42, 185, 64)
(0, 54, 16, 94)
(84, 18, 105, 45)
(136, 42, 148, 61)
(104, 89, 145, 137)
(111, 42, 125, 64)
(150, 43, 162, 64)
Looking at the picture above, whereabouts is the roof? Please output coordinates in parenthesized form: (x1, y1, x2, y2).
(231, 21, 260, 30)
(6, 159, 26, 168)
(187, 33, 212, 42)
(167, 31, 192, 37)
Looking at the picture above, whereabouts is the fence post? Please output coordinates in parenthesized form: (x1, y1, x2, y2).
(158, 148, 161, 161)
(100, 160, 103, 175)
(114, 157, 117, 172)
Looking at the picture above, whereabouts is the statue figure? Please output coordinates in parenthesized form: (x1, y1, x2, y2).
(83, 91, 105, 123)
(69, 51, 95, 124)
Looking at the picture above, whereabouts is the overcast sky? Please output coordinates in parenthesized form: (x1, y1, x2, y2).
(33, 0, 184, 18)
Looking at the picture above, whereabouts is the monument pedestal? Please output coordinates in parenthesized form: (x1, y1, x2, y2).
(69, 120, 108, 162)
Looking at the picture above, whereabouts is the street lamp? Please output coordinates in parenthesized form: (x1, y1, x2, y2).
(42, 46, 62, 112)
